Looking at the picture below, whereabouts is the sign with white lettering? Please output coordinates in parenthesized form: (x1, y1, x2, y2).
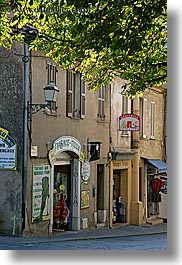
(119, 114, 140, 131)
(0, 127, 17, 170)
(53, 136, 81, 157)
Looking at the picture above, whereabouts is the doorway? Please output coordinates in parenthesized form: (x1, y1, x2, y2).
(112, 169, 127, 224)
(97, 164, 105, 223)
(53, 165, 71, 230)
(147, 175, 161, 218)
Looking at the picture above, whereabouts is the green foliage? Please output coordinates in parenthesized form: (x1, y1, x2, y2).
(0, 0, 167, 95)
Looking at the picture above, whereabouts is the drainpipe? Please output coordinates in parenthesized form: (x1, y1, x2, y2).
(109, 84, 113, 228)
(22, 43, 29, 230)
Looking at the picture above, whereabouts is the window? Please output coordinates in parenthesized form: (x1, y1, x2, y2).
(121, 95, 128, 115)
(97, 86, 105, 120)
(46, 62, 58, 112)
(150, 101, 156, 139)
(46, 62, 57, 84)
(66, 70, 86, 118)
(121, 95, 129, 135)
(81, 79, 86, 118)
(140, 97, 147, 138)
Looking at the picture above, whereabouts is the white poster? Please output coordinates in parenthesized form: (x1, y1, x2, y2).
(32, 164, 51, 223)
(0, 136, 17, 170)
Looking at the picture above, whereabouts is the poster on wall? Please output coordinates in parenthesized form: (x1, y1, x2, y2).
(0, 127, 17, 170)
(81, 190, 90, 209)
(32, 164, 51, 223)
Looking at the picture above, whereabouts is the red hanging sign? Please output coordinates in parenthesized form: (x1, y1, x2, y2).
(119, 114, 140, 131)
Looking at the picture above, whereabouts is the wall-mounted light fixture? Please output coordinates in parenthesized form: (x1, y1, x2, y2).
(28, 82, 59, 115)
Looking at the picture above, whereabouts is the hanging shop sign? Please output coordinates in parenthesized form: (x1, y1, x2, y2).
(32, 164, 51, 223)
(81, 160, 90, 181)
(119, 114, 140, 131)
(0, 127, 17, 170)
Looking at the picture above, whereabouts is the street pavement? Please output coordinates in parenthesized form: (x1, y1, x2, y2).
(0, 222, 167, 246)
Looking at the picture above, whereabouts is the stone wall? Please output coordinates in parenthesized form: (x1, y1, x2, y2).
(0, 42, 24, 235)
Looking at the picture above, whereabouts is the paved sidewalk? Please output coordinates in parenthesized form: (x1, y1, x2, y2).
(0, 223, 167, 246)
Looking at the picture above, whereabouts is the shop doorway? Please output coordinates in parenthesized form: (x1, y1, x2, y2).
(53, 165, 71, 231)
(97, 164, 105, 223)
(112, 169, 127, 224)
(147, 175, 162, 218)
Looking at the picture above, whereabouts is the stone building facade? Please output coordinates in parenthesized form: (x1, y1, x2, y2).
(0, 42, 167, 236)
(0, 42, 111, 236)
(109, 77, 167, 227)
(0, 43, 24, 235)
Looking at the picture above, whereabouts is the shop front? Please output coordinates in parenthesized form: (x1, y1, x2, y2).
(146, 159, 167, 220)
(48, 136, 82, 232)
(109, 149, 135, 227)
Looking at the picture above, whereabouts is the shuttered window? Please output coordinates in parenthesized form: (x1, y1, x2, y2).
(66, 70, 73, 117)
(46, 62, 57, 84)
(121, 95, 128, 115)
(81, 79, 86, 118)
(140, 97, 147, 138)
(66, 70, 86, 119)
(150, 101, 156, 139)
(97, 86, 105, 120)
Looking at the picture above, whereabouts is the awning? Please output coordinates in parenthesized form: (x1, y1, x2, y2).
(111, 148, 136, 160)
(147, 159, 167, 174)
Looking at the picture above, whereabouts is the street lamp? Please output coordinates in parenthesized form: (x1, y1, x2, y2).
(28, 82, 59, 115)
(44, 82, 59, 102)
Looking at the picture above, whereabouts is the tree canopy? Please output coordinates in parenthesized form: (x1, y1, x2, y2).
(0, 0, 167, 95)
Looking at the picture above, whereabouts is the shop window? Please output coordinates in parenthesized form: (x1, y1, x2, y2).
(66, 70, 86, 119)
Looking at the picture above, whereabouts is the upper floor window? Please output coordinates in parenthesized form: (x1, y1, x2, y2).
(66, 70, 86, 119)
(150, 101, 156, 139)
(46, 62, 58, 112)
(46, 61, 57, 84)
(97, 86, 105, 121)
(140, 97, 147, 138)
(121, 95, 129, 135)
(121, 95, 128, 115)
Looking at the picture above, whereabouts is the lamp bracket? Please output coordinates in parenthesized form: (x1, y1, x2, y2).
(28, 102, 51, 117)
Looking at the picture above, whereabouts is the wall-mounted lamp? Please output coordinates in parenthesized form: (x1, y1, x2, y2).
(28, 82, 59, 115)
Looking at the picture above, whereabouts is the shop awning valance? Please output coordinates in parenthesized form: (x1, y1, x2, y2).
(147, 159, 167, 174)
(111, 148, 136, 160)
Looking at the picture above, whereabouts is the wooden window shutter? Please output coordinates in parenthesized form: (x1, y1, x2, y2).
(81, 78, 86, 118)
(66, 70, 73, 117)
